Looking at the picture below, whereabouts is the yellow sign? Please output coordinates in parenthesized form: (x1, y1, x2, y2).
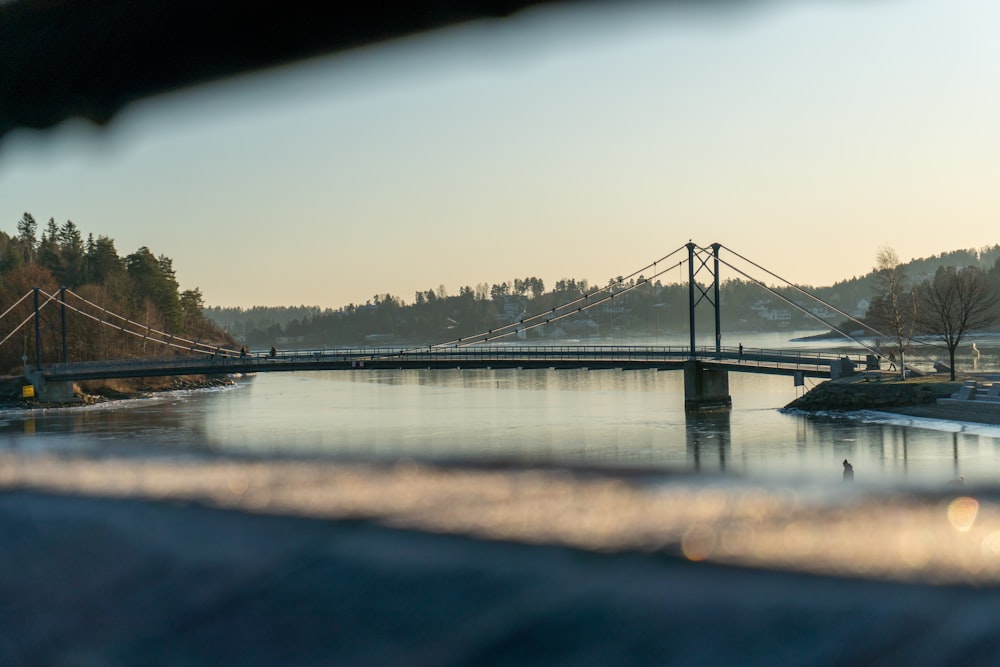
(21, 385, 35, 398)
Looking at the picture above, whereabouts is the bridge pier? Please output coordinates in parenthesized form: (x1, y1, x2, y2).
(683, 360, 732, 411)
(23, 369, 79, 404)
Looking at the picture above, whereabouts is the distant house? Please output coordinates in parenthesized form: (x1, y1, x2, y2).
(809, 306, 838, 320)
(494, 296, 527, 326)
(750, 298, 791, 324)
(758, 309, 792, 323)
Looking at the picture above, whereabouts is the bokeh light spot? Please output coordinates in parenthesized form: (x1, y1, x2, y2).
(947, 497, 979, 532)
(682, 524, 716, 562)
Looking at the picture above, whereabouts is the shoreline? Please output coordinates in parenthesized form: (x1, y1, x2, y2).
(786, 374, 1000, 426)
(0, 374, 238, 412)
(874, 401, 1000, 426)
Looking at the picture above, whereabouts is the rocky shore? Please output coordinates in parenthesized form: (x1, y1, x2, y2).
(784, 374, 1000, 426)
(0, 374, 237, 410)
(785, 376, 961, 412)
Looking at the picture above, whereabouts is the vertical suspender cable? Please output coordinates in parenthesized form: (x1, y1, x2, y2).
(33, 286, 41, 371)
(687, 242, 696, 358)
(60, 286, 68, 363)
(712, 243, 721, 355)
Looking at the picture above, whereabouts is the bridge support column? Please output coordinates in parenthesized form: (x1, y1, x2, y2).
(683, 360, 732, 411)
(23, 369, 79, 404)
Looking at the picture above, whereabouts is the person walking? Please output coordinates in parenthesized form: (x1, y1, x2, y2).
(738, 343, 744, 364)
(842, 459, 854, 482)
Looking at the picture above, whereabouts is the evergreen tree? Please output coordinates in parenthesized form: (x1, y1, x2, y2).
(16, 212, 37, 263)
(85, 234, 123, 285)
(37, 217, 61, 278)
(0, 212, 232, 371)
(0, 230, 23, 273)
(56, 219, 85, 287)
(125, 247, 183, 330)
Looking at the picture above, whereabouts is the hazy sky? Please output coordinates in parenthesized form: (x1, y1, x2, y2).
(1, 0, 998, 309)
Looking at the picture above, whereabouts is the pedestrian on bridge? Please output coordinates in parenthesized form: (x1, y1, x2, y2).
(738, 343, 744, 363)
(843, 459, 854, 483)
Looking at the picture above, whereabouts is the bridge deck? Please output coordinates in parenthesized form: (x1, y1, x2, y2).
(37, 345, 867, 382)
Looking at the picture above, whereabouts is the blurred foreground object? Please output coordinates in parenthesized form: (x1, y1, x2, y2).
(0, 0, 556, 139)
(4, 456, 1000, 665)
(4, 453, 1000, 585)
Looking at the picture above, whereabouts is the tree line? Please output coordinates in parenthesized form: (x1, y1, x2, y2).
(209, 245, 1000, 368)
(6, 209, 995, 379)
(0, 212, 233, 374)
(205, 274, 885, 349)
(866, 246, 1000, 380)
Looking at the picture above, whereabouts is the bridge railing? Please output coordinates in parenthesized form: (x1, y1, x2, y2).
(382, 345, 695, 362)
(39, 344, 870, 378)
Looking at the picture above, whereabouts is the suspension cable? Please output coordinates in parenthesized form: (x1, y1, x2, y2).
(48, 289, 223, 357)
(406, 253, 687, 354)
(0, 290, 61, 348)
(62, 289, 218, 353)
(444, 259, 684, 349)
(714, 250, 941, 368)
(719, 244, 873, 331)
(0, 289, 33, 321)
(713, 255, 879, 342)
(420, 245, 688, 351)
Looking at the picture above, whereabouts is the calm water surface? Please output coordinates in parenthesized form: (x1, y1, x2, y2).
(4, 332, 1000, 489)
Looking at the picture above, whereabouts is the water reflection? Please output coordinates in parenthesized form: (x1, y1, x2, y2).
(0, 393, 218, 457)
(3, 370, 1000, 486)
(685, 410, 731, 473)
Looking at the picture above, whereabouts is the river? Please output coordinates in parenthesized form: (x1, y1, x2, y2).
(3, 330, 1000, 489)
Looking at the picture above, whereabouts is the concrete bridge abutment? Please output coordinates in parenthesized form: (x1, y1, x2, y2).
(24, 369, 79, 404)
(683, 360, 732, 411)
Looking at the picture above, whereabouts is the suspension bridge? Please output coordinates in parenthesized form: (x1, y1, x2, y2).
(2, 242, 884, 408)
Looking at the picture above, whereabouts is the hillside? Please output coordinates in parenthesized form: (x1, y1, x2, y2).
(204, 245, 1000, 348)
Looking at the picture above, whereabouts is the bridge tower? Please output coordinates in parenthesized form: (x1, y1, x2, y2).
(23, 286, 77, 403)
(684, 243, 731, 411)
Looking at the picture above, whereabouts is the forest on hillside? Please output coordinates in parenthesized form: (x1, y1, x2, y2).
(5, 210, 996, 358)
(0, 213, 233, 374)
(205, 245, 1000, 349)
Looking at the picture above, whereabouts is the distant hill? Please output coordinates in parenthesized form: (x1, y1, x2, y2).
(204, 245, 1000, 348)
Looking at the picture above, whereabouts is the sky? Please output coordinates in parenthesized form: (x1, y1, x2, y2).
(1, 0, 998, 309)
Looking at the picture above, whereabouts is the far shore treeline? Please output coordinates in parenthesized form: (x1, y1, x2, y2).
(5, 213, 1000, 363)
(208, 246, 1000, 350)
(0, 213, 234, 374)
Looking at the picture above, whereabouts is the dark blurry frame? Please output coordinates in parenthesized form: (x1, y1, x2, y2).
(0, 0, 569, 140)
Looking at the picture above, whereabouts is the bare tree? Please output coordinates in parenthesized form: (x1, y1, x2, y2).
(915, 266, 999, 380)
(868, 247, 915, 378)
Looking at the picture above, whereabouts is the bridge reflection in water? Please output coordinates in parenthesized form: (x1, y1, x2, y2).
(686, 409, 732, 472)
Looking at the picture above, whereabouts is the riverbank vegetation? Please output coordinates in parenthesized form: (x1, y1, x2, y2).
(0, 212, 235, 375)
(867, 246, 1000, 380)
